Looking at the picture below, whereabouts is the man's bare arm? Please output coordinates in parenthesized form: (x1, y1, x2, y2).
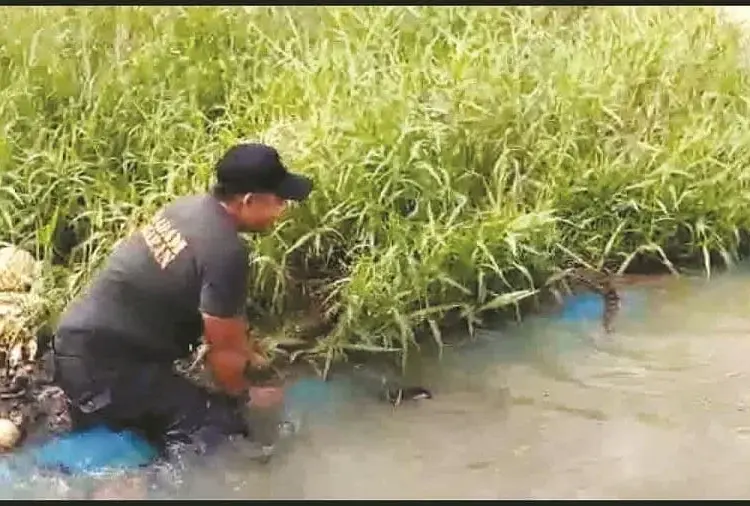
(201, 313, 258, 396)
(197, 240, 274, 395)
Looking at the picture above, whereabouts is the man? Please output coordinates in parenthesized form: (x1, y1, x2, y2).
(51, 143, 313, 458)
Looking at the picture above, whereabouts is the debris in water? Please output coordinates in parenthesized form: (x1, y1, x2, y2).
(384, 386, 433, 405)
(344, 363, 434, 406)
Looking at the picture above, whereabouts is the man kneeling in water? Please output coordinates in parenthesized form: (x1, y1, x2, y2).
(51, 143, 313, 459)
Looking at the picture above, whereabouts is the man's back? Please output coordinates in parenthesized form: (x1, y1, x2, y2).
(56, 194, 249, 363)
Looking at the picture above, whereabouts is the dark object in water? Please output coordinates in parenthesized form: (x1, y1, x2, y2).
(342, 364, 433, 406)
(383, 386, 433, 405)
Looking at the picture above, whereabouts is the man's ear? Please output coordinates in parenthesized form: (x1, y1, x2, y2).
(241, 193, 255, 206)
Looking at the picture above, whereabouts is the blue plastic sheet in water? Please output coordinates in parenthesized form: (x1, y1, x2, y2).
(2, 379, 341, 479)
(283, 375, 358, 416)
(28, 426, 158, 475)
(0, 379, 336, 479)
(285, 377, 333, 409)
(558, 290, 648, 323)
(559, 292, 606, 322)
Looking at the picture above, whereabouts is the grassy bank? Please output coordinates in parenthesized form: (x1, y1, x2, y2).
(1, 6, 749, 365)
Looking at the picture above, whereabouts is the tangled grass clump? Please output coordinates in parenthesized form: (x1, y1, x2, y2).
(0, 246, 46, 366)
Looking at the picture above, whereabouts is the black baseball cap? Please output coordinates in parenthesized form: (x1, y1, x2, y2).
(215, 143, 313, 201)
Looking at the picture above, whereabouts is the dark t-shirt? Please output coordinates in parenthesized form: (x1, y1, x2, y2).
(55, 194, 249, 363)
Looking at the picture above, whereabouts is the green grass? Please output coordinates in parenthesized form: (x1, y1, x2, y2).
(1, 6, 750, 366)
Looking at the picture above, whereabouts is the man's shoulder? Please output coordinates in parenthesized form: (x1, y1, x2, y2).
(163, 194, 230, 236)
(163, 193, 214, 216)
(164, 194, 247, 257)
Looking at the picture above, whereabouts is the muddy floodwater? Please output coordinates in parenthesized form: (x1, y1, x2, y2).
(6, 269, 750, 499)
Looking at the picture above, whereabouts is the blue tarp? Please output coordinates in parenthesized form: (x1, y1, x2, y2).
(0, 426, 158, 492)
(3, 377, 343, 476)
(28, 426, 158, 474)
(558, 290, 648, 323)
(559, 292, 609, 322)
(285, 376, 333, 409)
(4, 382, 320, 477)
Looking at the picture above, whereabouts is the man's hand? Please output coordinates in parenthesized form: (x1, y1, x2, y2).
(245, 342, 284, 409)
(248, 385, 285, 409)
(247, 342, 271, 370)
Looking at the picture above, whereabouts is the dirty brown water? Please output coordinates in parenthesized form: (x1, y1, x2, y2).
(5, 269, 750, 499)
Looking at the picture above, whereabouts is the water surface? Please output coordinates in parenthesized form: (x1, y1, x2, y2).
(5, 270, 750, 499)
